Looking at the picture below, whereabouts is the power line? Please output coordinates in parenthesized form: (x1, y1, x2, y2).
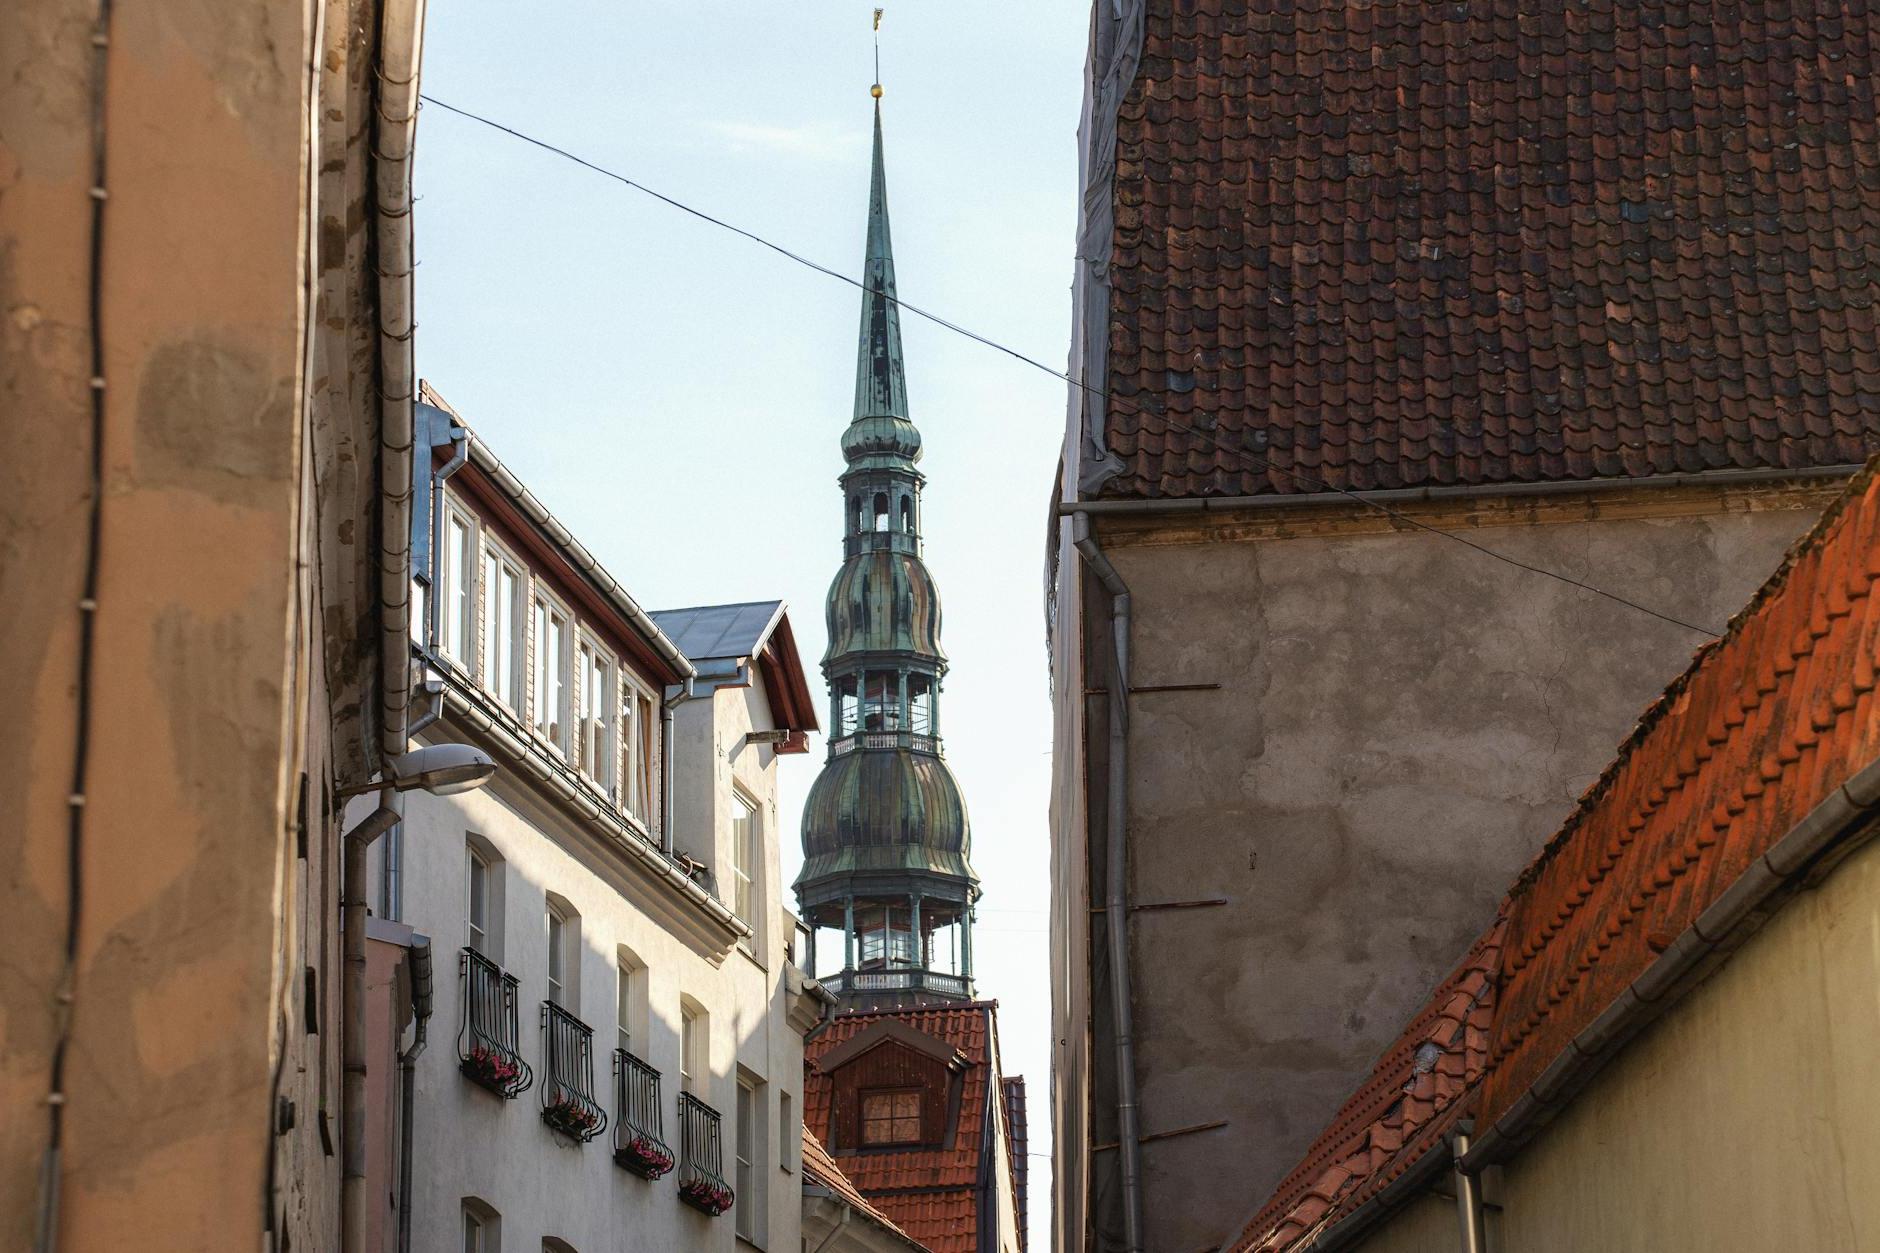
(418, 94, 1726, 639)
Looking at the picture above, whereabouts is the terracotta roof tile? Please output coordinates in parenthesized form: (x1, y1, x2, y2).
(804, 1003, 1001, 1253)
(1229, 459, 1880, 1251)
(802, 1129, 926, 1249)
(1100, 1, 1880, 500)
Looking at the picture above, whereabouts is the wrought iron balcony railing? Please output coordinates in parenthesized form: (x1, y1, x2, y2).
(676, 1092, 734, 1217)
(458, 948, 533, 1098)
(538, 1001, 607, 1142)
(612, 1048, 675, 1178)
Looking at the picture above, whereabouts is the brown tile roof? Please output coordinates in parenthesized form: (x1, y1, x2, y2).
(1230, 458, 1880, 1250)
(804, 1003, 1001, 1253)
(1100, 1, 1880, 500)
(802, 1128, 929, 1250)
(1002, 1076, 1029, 1253)
(1229, 923, 1503, 1252)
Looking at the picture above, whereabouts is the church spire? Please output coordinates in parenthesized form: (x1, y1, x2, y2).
(853, 102, 909, 423)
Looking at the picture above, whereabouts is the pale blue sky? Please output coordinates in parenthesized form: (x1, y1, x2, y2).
(415, 2, 1089, 1240)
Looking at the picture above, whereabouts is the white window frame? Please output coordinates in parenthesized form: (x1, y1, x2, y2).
(440, 502, 478, 667)
(731, 791, 759, 937)
(467, 845, 490, 957)
(546, 898, 577, 1010)
(481, 540, 526, 712)
(532, 589, 572, 754)
(735, 1075, 762, 1243)
(619, 674, 656, 826)
(575, 632, 616, 793)
(679, 1002, 704, 1095)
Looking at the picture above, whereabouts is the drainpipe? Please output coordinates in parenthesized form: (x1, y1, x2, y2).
(349, 0, 425, 1245)
(341, 793, 402, 1253)
(1070, 511, 1145, 1253)
(1451, 1132, 1487, 1253)
(397, 936, 434, 1253)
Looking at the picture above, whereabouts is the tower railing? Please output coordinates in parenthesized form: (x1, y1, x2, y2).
(818, 968, 969, 998)
(829, 730, 940, 757)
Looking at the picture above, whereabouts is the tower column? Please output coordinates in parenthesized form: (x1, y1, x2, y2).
(844, 897, 855, 972)
(961, 902, 974, 981)
(911, 891, 923, 968)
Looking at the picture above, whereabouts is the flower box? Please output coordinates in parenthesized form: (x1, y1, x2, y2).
(678, 1177, 734, 1217)
(614, 1134, 675, 1179)
(543, 1095, 603, 1141)
(461, 1045, 523, 1097)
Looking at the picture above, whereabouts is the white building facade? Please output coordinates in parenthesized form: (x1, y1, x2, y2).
(376, 389, 826, 1252)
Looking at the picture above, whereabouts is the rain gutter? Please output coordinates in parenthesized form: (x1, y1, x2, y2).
(460, 432, 694, 680)
(1069, 510, 1145, 1253)
(1055, 463, 1861, 519)
(1460, 751, 1880, 1173)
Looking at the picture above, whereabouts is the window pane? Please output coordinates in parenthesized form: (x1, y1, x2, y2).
(547, 911, 564, 1004)
(444, 514, 473, 661)
(468, 852, 487, 954)
(732, 795, 756, 928)
(616, 964, 631, 1054)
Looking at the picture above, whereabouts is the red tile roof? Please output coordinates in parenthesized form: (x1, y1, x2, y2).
(805, 1003, 1002, 1253)
(1099, 1, 1880, 500)
(1231, 459, 1880, 1251)
(802, 1128, 928, 1250)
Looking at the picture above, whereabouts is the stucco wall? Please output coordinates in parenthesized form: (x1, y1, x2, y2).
(1082, 490, 1831, 1252)
(1493, 833, 1880, 1252)
(394, 666, 807, 1252)
(0, 0, 357, 1246)
(1349, 1191, 1458, 1253)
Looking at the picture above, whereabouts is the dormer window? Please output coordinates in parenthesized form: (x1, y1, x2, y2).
(860, 1089, 923, 1146)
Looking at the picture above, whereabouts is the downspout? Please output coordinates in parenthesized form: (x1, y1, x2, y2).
(348, 1, 425, 1248)
(1069, 511, 1145, 1253)
(1450, 1131, 1487, 1253)
(397, 936, 434, 1253)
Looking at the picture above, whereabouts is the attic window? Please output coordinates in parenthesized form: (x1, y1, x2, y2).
(860, 1089, 923, 1146)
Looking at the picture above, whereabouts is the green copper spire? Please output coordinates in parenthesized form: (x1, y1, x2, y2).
(853, 102, 909, 423)
(796, 94, 978, 1012)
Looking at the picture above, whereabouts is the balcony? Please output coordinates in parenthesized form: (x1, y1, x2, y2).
(539, 1001, 607, 1142)
(817, 968, 969, 998)
(676, 1092, 734, 1217)
(459, 948, 533, 1098)
(613, 1049, 675, 1179)
(828, 731, 940, 758)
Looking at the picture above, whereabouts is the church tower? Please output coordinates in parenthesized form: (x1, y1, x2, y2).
(794, 98, 978, 1012)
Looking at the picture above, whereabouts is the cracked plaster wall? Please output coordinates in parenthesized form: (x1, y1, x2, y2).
(1090, 491, 1829, 1253)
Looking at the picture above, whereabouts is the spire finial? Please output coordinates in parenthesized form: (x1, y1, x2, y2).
(871, 9, 884, 98)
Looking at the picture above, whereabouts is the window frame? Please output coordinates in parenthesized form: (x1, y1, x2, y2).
(619, 673, 657, 826)
(735, 1076, 761, 1242)
(859, 1087, 924, 1148)
(531, 588, 573, 754)
(575, 631, 616, 794)
(731, 790, 759, 937)
(440, 501, 478, 666)
(467, 845, 490, 956)
(480, 539, 526, 712)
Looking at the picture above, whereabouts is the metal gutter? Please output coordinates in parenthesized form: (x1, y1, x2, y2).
(1069, 511, 1146, 1253)
(1460, 751, 1880, 1173)
(460, 431, 695, 680)
(1057, 464, 1863, 519)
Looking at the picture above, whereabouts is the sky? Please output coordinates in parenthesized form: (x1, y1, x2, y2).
(414, 2, 1090, 1242)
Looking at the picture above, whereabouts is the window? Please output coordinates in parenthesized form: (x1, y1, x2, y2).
(532, 592, 570, 750)
(862, 671, 897, 731)
(468, 845, 490, 956)
(835, 676, 859, 737)
(872, 491, 890, 532)
(482, 545, 524, 709)
(461, 1200, 499, 1253)
(576, 636, 614, 790)
(735, 1076, 763, 1242)
(545, 896, 578, 1011)
(442, 507, 476, 663)
(615, 949, 646, 1057)
(779, 1091, 795, 1175)
(620, 680, 655, 824)
(908, 674, 934, 735)
(732, 793, 758, 934)
(899, 494, 914, 533)
(680, 1002, 705, 1095)
(860, 1089, 922, 1146)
